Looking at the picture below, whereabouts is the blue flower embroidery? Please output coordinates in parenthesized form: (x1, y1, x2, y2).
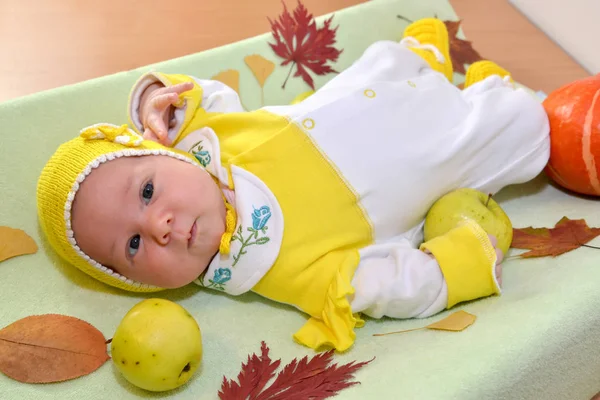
(213, 268, 231, 284)
(231, 205, 271, 267)
(252, 206, 272, 230)
(193, 150, 211, 168)
(207, 268, 231, 291)
(190, 140, 211, 167)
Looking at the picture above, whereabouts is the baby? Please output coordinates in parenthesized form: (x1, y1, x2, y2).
(37, 18, 550, 351)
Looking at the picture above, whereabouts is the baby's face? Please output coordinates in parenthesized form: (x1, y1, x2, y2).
(71, 154, 226, 288)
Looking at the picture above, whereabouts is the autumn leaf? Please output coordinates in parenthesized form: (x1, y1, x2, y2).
(0, 314, 109, 383)
(426, 310, 476, 331)
(212, 69, 240, 94)
(0, 226, 38, 263)
(245, 54, 275, 88)
(268, 0, 343, 90)
(373, 310, 477, 337)
(444, 20, 483, 75)
(511, 216, 600, 258)
(245, 54, 276, 107)
(218, 341, 373, 400)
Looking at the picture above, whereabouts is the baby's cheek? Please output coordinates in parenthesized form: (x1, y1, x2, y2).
(145, 248, 198, 288)
(151, 251, 176, 274)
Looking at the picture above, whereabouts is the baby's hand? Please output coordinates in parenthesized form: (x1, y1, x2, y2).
(139, 82, 194, 146)
(488, 234, 504, 287)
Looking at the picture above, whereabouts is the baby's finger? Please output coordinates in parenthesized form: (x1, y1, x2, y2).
(495, 263, 503, 287)
(167, 82, 194, 95)
(146, 114, 168, 142)
(151, 92, 179, 111)
(142, 128, 160, 143)
(495, 247, 504, 265)
(487, 234, 498, 248)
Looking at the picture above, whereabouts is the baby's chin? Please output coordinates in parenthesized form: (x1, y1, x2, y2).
(151, 262, 211, 289)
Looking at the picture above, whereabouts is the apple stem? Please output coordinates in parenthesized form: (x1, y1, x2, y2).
(485, 193, 492, 207)
(105, 338, 112, 344)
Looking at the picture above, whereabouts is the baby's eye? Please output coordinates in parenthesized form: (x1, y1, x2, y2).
(128, 235, 141, 257)
(141, 182, 154, 204)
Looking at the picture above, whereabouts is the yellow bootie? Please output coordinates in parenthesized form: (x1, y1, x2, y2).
(401, 18, 453, 81)
(464, 60, 513, 88)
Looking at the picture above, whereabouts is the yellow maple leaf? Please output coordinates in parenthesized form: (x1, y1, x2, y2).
(0, 226, 38, 263)
(372, 310, 476, 337)
(244, 54, 275, 88)
(211, 69, 240, 94)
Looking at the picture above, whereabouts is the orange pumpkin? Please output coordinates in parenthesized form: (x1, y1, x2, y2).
(543, 74, 600, 196)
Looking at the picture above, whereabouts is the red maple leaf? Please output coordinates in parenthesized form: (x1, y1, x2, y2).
(268, 0, 343, 90)
(218, 341, 374, 400)
(443, 20, 483, 75)
(511, 216, 600, 258)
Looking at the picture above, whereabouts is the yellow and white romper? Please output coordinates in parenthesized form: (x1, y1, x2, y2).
(127, 38, 549, 351)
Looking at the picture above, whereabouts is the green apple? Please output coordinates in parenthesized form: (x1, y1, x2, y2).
(424, 188, 513, 255)
(111, 299, 202, 392)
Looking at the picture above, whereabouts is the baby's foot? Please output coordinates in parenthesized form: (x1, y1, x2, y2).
(400, 18, 453, 81)
(464, 60, 513, 89)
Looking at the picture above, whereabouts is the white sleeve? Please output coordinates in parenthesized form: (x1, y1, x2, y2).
(349, 240, 448, 319)
(189, 78, 244, 114)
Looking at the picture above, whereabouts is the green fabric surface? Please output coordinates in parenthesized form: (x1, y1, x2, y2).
(1, 0, 599, 399)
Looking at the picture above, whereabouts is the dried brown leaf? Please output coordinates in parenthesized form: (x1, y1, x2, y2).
(511, 216, 600, 257)
(0, 314, 109, 383)
(0, 226, 38, 263)
(444, 19, 484, 75)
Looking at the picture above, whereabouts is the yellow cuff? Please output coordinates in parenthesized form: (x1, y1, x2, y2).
(127, 72, 203, 143)
(420, 219, 500, 308)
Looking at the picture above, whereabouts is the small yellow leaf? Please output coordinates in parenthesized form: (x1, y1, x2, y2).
(373, 310, 476, 337)
(0, 226, 38, 263)
(212, 70, 240, 94)
(426, 310, 476, 332)
(244, 55, 275, 88)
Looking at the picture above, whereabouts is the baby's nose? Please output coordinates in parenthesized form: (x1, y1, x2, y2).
(149, 213, 173, 245)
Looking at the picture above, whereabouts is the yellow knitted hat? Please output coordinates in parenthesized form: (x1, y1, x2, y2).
(37, 123, 201, 292)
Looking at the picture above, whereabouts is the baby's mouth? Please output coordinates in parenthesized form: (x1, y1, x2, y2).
(188, 220, 197, 248)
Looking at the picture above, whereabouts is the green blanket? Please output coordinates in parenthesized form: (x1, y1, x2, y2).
(1, 0, 599, 399)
